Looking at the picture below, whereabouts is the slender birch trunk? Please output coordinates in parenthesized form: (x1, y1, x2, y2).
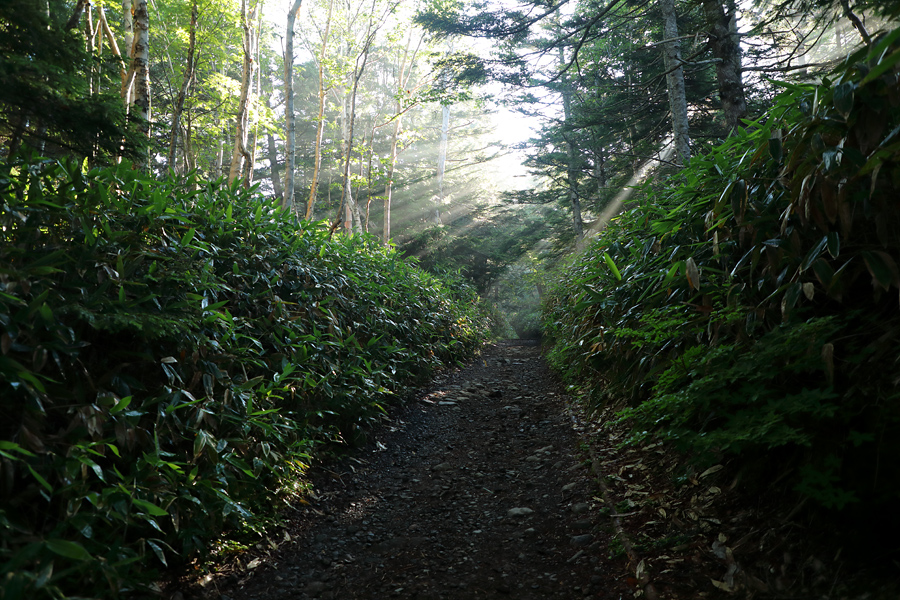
(434, 104, 450, 225)
(265, 93, 284, 202)
(167, 0, 197, 175)
(131, 0, 151, 169)
(122, 0, 134, 106)
(245, 0, 264, 186)
(306, 0, 334, 218)
(382, 109, 402, 242)
(228, 0, 255, 185)
(97, 9, 126, 88)
(338, 39, 374, 234)
(85, 2, 95, 95)
(283, 0, 303, 208)
(659, 0, 691, 166)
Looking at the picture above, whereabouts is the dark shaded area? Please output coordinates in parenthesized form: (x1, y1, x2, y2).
(0, 0, 140, 162)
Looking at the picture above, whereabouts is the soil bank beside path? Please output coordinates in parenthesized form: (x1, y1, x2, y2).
(200, 341, 632, 600)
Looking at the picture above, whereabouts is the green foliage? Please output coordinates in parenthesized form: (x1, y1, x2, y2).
(544, 30, 900, 514)
(619, 317, 842, 455)
(0, 0, 141, 162)
(0, 155, 488, 598)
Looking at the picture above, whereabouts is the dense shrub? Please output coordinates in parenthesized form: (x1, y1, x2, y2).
(0, 157, 488, 598)
(543, 30, 900, 516)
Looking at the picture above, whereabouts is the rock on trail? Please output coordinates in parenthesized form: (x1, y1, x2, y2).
(210, 342, 630, 600)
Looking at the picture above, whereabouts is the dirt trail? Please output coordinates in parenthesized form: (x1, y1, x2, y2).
(206, 341, 630, 600)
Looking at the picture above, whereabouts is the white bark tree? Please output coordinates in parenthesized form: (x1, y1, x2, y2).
(382, 28, 423, 244)
(659, 0, 691, 166)
(283, 0, 304, 208)
(306, 0, 334, 219)
(228, 0, 257, 186)
(131, 0, 151, 169)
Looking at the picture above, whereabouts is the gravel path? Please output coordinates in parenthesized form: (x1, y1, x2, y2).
(208, 342, 630, 600)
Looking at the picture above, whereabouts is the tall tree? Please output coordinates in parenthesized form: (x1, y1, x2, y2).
(167, 0, 198, 174)
(306, 0, 334, 218)
(702, 0, 746, 134)
(333, 0, 398, 233)
(228, 0, 257, 185)
(132, 0, 152, 166)
(383, 28, 424, 243)
(283, 0, 304, 209)
(659, 0, 691, 165)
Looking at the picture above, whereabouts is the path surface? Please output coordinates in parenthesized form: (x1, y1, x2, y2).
(213, 342, 630, 600)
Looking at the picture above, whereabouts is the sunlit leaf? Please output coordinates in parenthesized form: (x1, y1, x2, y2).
(685, 258, 700, 290)
(602, 252, 622, 281)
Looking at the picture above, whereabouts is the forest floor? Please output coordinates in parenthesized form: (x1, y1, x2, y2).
(173, 342, 898, 600)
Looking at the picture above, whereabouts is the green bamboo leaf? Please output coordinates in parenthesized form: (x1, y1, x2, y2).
(826, 232, 840, 259)
(0, 440, 35, 457)
(26, 464, 53, 492)
(602, 252, 622, 281)
(132, 498, 168, 517)
(39, 303, 53, 322)
(768, 137, 783, 163)
(34, 560, 54, 589)
(181, 227, 196, 247)
(0, 291, 26, 305)
(801, 236, 829, 272)
(860, 30, 900, 86)
(109, 395, 132, 415)
(863, 251, 895, 290)
(78, 456, 105, 482)
(146, 539, 168, 567)
(811, 258, 834, 288)
(832, 82, 855, 116)
(45, 539, 91, 561)
(781, 282, 803, 318)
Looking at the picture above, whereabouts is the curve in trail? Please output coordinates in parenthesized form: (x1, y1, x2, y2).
(212, 342, 630, 600)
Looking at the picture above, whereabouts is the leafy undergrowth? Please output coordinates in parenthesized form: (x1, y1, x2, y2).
(544, 27, 900, 576)
(575, 401, 900, 599)
(0, 157, 490, 599)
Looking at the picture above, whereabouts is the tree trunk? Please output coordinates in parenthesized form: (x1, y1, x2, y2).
(702, 0, 747, 135)
(216, 134, 224, 179)
(659, 0, 691, 166)
(184, 114, 196, 172)
(85, 1, 95, 95)
(228, 0, 255, 186)
(283, 0, 303, 209)
(433, 103, 450, 225)
(558, 48, 584, 241)
(840, 0, 871, 45)
(338, 37, 374, 235)
(97, 8, 126, 89)
(265, 93, 284, 202)
(131, 0, 151, 169)
(167, 0, 197, 175)
(244, 2, 264, 186)
(364, 123, 375, 232)
(122, 0, 134, 105)
(306, 0, 333, 218)
(383, 29, 420, 244)
(383, 111, 402, 242)
(64, 0, 86, 32)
